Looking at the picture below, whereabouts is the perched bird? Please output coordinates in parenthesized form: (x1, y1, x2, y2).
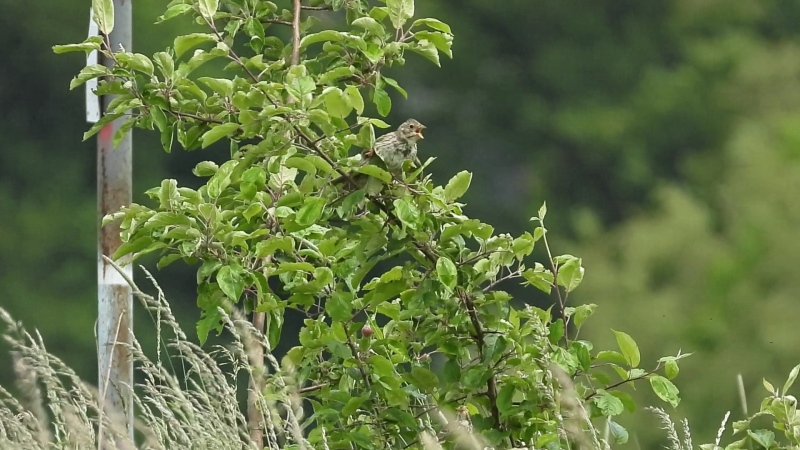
(371, 118, 425, 175)
(334, 118, 426, 187)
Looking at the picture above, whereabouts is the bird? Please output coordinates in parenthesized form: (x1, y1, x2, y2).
(333, 118, 426, 187)
(371, 118, 425, 175)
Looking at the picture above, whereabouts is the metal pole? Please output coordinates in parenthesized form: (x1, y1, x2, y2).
(97, 0, 133, 441)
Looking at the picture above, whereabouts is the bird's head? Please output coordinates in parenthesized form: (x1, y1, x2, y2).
(397, 118, 426, 143)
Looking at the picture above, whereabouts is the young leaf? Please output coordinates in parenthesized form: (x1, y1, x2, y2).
(174, 33, 217, 58)
(412, 18, 453, 34)
(444, 170, 472, 202)
(649, 375, 681, 407)
(216, 265, 244, 301)
(198, 0, 219, 23)
(296, 197, 327, 228)
(52, 36, 104, 54)
(70, 64, 111, 90)
(612, 330, 640, 368)
(393, 197, 420, 229)
(593, 390, 624, 416)
(323, 87, 352, 119)
(783, 363, 800, 394)
(373, 88, 391, 117)
(345, 86, 365, 115)
(556, 255, 584, 292)
(436, 257, 457, 290)
(352, 17, 386, 37)
(608, 420, 629, 444)
(201, 123, 239, 148)
(92, 0, 115, 35)
(386, 0, 415, 29)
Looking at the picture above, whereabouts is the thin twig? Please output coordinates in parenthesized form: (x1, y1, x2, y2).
(262, 19, 293, 26)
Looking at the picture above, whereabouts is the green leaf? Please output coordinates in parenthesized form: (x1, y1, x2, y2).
(286, 76, 316, 101)
(345, 86, 365, 115)
(612, 330, 640, 368)
(300, 30, 343, 48)
(548, 319, 564, 344)
(386, 0, 415, 29)
(608, 420, 629, 444)
(207, 160, 236, 198)
(174, 33, 217, 58)
(556, 255, 584, 292)
(414, 31, 453, 58)
(649, 375, 681, 407)
(436, 257, 457, 290)
(196, 307, 223, 345)
(112, 235, 153, 259)
(70, 64, 111, 90)
(382, 76, 408, 99)
(571, 303, 597, 328)
(410, 39, 440, 66)
(116, 53, 154, 76)
(412, 18, 452, 34)
(538, 202, 547, 220)
(783, 363, 800, 394)
(52, 36, 104, 54)
(444, 170, 472, 202)
(593, 390, 624, 416)
(83, 112, 124, 141)
(443, 359, 461, 383)
(325, 291, 352, 322)
(201, 123, 239, 148)
(747, 430, 775, 448)
(242, 203, 263, 221)
(497, 383, 515, 414)
(665, 359, 679, 379)
(275, 262, 315, 274)
(521, 266, 554, 294)
(193, 161, 219, 177)
(409, 367, 439, 391)
(393, 197, 420, 229)
(198, 0, 219, 22)
(373, 88, 391, 117)
(352, 17, 386, 36)
(216, 265, 244, 301)
(198, 77, 234, 97)
(356, 164, 392, 183)
(255, 236, 294, 257)
(323, 87, 352, 119)
(319, 66, 357, 85)
(296, 197, 327, 228)
(92, 0, 114, 35)
(341, 396, 367, 417)
(367, 354, 396, 378)
(156, 3, 193, 23)
(112, 117, 136, 149)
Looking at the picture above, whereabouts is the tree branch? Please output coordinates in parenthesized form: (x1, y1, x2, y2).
(291, 0, 302, 66)
(459, 289, 501, 429)
(247, 311, 265, 447)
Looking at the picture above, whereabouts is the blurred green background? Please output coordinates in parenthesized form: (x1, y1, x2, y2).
(3, 0, 800, 446)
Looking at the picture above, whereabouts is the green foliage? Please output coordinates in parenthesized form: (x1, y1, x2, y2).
(711, 365, 800, 449)
(57, 0, 688, 446)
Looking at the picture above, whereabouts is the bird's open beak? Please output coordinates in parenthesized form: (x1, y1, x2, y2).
(416, 125, 426, 139)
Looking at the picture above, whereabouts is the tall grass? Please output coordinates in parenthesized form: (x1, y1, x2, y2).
(0, 266, 305, 449)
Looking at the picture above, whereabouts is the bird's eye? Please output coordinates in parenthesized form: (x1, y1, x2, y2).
(409, 124, 416, 130)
